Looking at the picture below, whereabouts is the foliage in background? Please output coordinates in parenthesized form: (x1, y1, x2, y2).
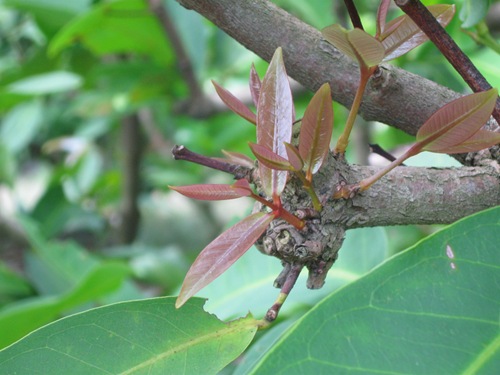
(0, 0, 499, 374)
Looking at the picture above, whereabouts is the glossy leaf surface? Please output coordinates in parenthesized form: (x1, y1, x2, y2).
(176, 212, 275, 308)
(249, 63, 261, 108)
(416, 88, 497, 152)
(0, 298, 258, 374)
(322, 25, 384, 68)
(284, 143, 304, 172)
(169, 182, 251, 201)
(381, 4, 455, 61)
(256, 47, 293, 198)
(248, 206, 500, 374)
(249, 142, 294, 171)
(212, 80, 256, 124)
(439, 130, 500, 154)
(299, 83, 333, 178)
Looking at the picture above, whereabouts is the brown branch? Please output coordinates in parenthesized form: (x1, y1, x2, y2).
(326, 161, 500, 228)
(172, 145, 250, 179)
(395, 0, 500, 124)
(174, 0, 462, 136)
(120, 113, 143, 244)
(343, 0, 364, 30)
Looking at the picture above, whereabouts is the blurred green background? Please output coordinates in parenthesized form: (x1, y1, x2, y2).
(0, 0, 498, 350)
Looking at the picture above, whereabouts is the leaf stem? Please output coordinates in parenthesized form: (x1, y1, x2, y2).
(335, 67, 373, 154)
(250, 193, 305, 230)
(294, 171, 322, 212)
(358, 143, 421, 191)
(343, 0, 364, 30)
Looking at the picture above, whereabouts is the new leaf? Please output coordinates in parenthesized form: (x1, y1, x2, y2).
(169, 181, 252, 201)
(416, 88, 498, 153)
(256, 47, 293, 199)
(299, 82, 334, 181)
(380, 4, 455, 61)
(322, 25, 385, 68)
(176, 212, 275, 308)
(212, 80, 256, 125)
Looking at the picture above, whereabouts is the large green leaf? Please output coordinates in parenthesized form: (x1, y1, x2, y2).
(0, 298, 258, 374)
(246, 206, 500, 374)
(48, 0, 172, 64)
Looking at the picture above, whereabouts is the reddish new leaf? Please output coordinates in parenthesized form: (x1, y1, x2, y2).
(376, 0, 392, 37)
(257, 47, 293, 198)
(381, 4, 455, 61)
(437, 130, 500, 154)
(212, 80, 256, 125)
(299, 83, 334, 179)
(284, 143, 304, 172)
(176, 212, 275, 308)
(322, 25, 385, 68)
(231, 178, 254, 196)
(416, 88, 497, 152)
(250, 63, 262, 108)
(249, 142, 294, 171)
(169, 182, 251, 201)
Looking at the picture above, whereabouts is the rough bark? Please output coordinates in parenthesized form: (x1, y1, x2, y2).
(174, 0, 461, 134)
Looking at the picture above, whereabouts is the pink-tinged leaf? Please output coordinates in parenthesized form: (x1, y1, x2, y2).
(169, 183, 248, 201)
(257, 47, 293, 198)
(381, 4, 455, 61)
(434, 130, 500, 154)
(249, 142, 294, 171)
(376, 0, 392, 37)
(250, 63, 262, 108)
(176, 212, 275, 308)
(284, 142, 304, 171)
(299, 83, 334, 178)
(231, 178, 254, 197)
(212, 80, 256, 125)
(416, 88, 497, 152)
(322, 25, 384, 68)
(221, 150, 255, 168)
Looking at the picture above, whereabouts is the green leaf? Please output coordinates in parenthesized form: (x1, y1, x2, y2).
(247, 206, 500, 374)
(416, 88, 497, 153)
(0, 100, 43, 155)
(322, 25, 384, 68)
(0, 298, 258, 374)
(7, 71, 82, 95)
(0, 261, 130, 349)
(256, 47, 293, 199)
(48, 0, 172, 64)
(459, 0, 490, 28)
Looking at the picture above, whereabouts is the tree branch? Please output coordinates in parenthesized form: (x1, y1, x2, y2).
(332, 164, 500, 228)
(175, 0, 464, 136)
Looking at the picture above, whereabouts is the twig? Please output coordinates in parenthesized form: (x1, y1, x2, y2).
(343, 0, 364, 30)
(120, 113, 143, 244)
(172, 145, 250, 178)
(394, 0, 500, 124)
(147, 0, 202, 101)
(369, 143, 406, 165)
(265, 264, 303, 322)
